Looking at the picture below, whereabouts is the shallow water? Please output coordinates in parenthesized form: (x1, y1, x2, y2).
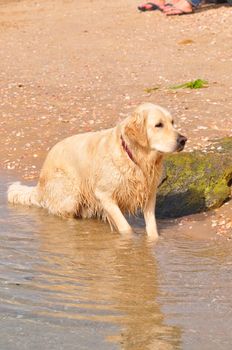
(1, 174, 232, 350)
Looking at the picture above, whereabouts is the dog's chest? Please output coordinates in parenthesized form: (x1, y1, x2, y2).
(114, 165, 160, 213)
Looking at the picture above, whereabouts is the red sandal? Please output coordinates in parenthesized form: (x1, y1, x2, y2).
(138, 2, 163, 11)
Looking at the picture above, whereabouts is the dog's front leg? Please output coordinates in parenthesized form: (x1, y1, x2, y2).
(144, 194, 159, 240)
(95, 190, 133, 235)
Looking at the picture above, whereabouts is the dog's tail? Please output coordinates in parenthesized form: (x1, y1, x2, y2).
(8, 182, 40, 207)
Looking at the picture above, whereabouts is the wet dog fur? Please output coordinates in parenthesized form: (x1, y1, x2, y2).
(8, 103, 187, 239)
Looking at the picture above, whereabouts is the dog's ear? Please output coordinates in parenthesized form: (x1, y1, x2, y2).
(124, 109, 149, 149)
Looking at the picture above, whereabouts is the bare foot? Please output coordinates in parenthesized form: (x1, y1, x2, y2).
(163, 0, 193, 15)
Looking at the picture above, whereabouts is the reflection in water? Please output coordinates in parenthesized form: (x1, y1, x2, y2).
(38, 223, 181, 349)
(1, 175, 232, 349)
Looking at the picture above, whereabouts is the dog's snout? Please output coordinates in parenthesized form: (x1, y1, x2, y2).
(177, 134, 187, 151)
(178, 135, 187, 146)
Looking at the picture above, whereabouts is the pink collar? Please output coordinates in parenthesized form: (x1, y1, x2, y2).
(120, 135, 136, 164)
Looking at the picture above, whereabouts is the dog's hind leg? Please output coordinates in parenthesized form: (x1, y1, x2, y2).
(38, 177, 78, 218)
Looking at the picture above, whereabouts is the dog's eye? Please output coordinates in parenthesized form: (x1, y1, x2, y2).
(171, 120, 174, 125)
(155, 122, 163, 128)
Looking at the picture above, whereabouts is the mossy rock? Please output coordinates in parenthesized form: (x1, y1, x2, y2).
(156, 137, 232, 218)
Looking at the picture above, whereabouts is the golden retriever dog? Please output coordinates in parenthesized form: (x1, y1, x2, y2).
(8, 103, 187, 239)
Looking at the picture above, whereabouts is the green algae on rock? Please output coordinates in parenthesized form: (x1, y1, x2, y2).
(156, 137, 232, 218)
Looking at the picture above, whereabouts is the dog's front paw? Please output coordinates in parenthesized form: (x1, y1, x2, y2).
(118, 227, 134, 236)
(146, 228, 159, 241)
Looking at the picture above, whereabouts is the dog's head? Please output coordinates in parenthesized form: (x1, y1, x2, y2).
(124, 103, 187, 153)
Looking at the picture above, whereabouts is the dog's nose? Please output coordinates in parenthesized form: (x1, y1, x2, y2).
(177, 135, 187, 151)
(178, 135, 187, 146)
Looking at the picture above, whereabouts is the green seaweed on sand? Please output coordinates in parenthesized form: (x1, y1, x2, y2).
(170, 79, 208, 90)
